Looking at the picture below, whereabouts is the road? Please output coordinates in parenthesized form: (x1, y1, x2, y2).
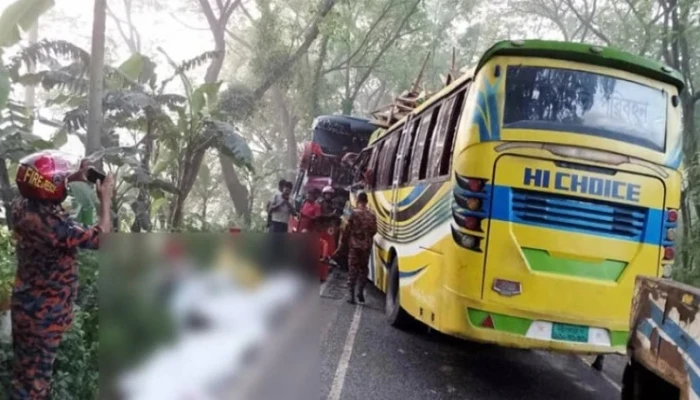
(320, 270, 627, 400)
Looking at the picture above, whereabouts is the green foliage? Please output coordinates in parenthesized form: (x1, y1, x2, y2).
(67, 181, 98, 225)
(191, 82, 222, 117)
(205, 120, 254, 170)
(0, 229, 14, 396)
(219, 83, 256, 122)
(0, 227, 15, 308)
(0, 0, 54, 48)
(0, 100, 34, 143)
(116, 53, 156, 85)
(0, 100, 62, 162)
(8, 39, 91, 80)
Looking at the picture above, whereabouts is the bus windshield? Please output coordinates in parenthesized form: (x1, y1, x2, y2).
(503, 65, 668, 152)
(312, 116, 376, 155)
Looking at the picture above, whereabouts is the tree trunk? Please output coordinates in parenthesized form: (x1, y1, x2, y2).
(131, 115, 154, 232)
(201, 194, 208, 229)
(219, 153, 251, 226)
(171, 145, 208, 229)
(24, 22, 39, 112)
(271, 85, 298, 177)
(86, 0, 106, 162)
(0, 161, 13, 230)
(310, 34, 329, 118)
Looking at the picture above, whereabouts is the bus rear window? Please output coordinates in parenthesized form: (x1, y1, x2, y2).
(503, 66, 667, 152)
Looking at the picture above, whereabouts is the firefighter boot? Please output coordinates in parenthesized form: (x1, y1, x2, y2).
(347, 286, 356, 304)
(357, 288, 365, 304)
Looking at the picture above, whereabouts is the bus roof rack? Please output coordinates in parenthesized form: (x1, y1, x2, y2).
(369, 52, 433, 128)
(370, 49, 466, 129)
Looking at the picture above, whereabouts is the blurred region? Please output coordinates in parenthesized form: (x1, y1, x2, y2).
(98, 233, 318, 400)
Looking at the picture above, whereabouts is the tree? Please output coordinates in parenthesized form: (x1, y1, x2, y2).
(86, 0, 106, 159)
(198, 0, 340, 227)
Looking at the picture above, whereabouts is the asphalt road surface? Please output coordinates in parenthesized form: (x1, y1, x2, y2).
(320, 269, 627, 400)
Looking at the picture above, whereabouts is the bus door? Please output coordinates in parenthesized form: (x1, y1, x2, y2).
(390, 115, 414, 237)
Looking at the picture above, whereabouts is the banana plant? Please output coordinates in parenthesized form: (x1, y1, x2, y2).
(0, 0, 55, 108)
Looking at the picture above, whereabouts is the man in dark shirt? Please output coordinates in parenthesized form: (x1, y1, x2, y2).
(340, 192, 377, 304)
(9, 151, 113, 399)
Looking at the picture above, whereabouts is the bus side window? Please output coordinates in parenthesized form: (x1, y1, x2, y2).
(368, 142, 383, 189)
(377, 133, 400, 189)
(427, 96, 456, 178)
(398, 118, 420, 186)
(352, 148, 371, 186)
(410, 105, 441, 182)
(441, 85, 469, 176)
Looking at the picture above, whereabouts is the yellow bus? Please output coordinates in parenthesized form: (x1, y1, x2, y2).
(353, 39, 684, 354)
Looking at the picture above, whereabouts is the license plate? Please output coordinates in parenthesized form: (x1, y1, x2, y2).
(551, 323, 589, 343)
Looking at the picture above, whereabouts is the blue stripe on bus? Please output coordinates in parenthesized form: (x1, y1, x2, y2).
(487, 185, 664, 245)
(397, 183, 427, 207)
(666, 142, 683, 170)
(399, 266, 427, 280)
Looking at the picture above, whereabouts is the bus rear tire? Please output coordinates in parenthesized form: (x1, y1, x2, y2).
(621, 360, 679, 400)
(385, 257, 411, 329)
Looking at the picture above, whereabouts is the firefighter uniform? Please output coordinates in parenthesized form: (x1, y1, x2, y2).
(343, 205, 377, 303)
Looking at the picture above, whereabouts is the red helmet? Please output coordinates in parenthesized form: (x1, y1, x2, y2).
(16, 150, 80, 202)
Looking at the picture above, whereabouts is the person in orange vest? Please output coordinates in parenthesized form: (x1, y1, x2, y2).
(298, 188, 321, 233)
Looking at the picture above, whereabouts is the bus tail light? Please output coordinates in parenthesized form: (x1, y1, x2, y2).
(481, 314, 495, 329)
(666, 228, 676, 241)
(663, 264, 673, 278)
(453, 175, 490, 252)
(661, 207, 678, 278)
(466, 198, 481, 211)
(460, 234, 478, 249)
(664, 247, 675, 260)
(451, 226, 481, 251)
(467, 179, 484, 192)
(668, 209, 678, 223)
(465, 216, 480, 231)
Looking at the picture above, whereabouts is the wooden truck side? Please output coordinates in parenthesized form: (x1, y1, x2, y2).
(623, 276, 699, 399)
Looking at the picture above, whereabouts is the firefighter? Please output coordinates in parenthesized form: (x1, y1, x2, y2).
(320, 186, 336, 216)
(9, 151, 113, 399)
(337, 192, 377, 304)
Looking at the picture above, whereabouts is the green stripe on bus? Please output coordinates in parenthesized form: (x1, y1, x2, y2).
(523, 248, 627, 282)
(610, 330, 629, 347)
(468, 309, 628, 346)
(467, 309, 532, 335)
